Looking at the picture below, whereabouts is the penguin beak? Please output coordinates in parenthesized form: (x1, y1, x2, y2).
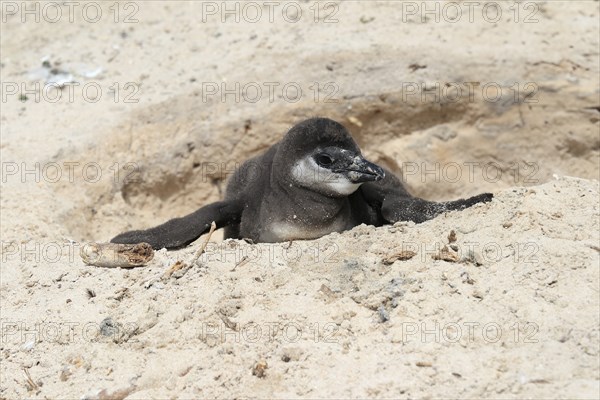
(339, 156, 385, 183)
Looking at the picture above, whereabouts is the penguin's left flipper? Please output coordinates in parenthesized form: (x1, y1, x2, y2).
(361, 169, 493, 224)
(381, 192, 493, 224)
(111, 199, 243, 250)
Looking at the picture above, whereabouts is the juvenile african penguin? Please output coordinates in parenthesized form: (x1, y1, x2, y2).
(111, 118, 493, 249)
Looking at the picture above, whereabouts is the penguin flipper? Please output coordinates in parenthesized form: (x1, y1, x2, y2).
(360, 168, 493, 224)
(111, 199, 243, 250)
(380, 192, 493, 224)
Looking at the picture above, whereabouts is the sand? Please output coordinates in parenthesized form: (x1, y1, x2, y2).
(1, 1, 599, 398)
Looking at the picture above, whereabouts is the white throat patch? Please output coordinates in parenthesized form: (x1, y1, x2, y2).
(291, 156, 361, 196)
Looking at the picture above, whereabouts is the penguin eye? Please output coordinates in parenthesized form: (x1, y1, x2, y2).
(315, 154, 333, 167)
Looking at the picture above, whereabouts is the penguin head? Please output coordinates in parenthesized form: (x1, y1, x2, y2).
(277, 118, 385, 197)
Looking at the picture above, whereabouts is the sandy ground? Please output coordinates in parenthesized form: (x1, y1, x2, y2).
(1, 1, 599, 399)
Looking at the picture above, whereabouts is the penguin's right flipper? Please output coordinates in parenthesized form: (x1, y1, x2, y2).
(111, 200, 243, 250)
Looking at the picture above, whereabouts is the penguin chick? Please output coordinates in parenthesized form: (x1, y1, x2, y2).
(111, 118, 493, 249)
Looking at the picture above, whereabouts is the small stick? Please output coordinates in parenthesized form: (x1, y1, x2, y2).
(217, 311, 238, 331)
(189, 221, 217, 266)
(161, 261, 186, 279)
(23, 368, 38, 391)
(162, 221, 217, 279)
(231, 256, 249, 272)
